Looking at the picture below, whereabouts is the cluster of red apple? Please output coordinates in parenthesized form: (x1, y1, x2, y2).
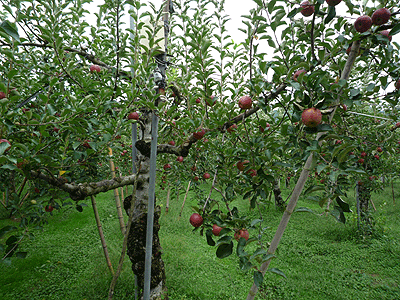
(189, 212, 249, 241)
(354, 8, 391, 35)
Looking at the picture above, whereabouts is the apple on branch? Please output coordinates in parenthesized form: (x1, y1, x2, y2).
(128, 112, 139, 120)
(300, 1, 314, 17)
(301, 108, 322, 128)
(326, 0, 342, 6)
(189, 213, 203, 228)
(238, 96, 252, 110)
(371, 8, 391, 26)
(354, 15, 372, 33)
(89, 64, 101, 73)
(234, 229, 249, 241)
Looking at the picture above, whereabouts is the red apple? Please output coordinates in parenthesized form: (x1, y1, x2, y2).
(293, 69, 307, 82)
(168, 140, 175, 146)
(212, 224, 223, 236)
(380, 30, 392, 42)
(236, 160, 250, 171)
(358, 158, 364, 164)
(189, 213, 203, 228)
(177, 156, 184, 162)
(193, 129, 206, 140)
(203, 173, 211, 180)
(45, 205, 54, 212)
(374, 154, 379, 160)
(301, 107, 322, 128)
(300, 1, 314, 17)
(326, 0, 342, 6)
(377, 147, 383, 153)
(234, 229, 249, 241)
(163, 163, 171, 170)
(195, 98, 201, 104)
(194, 176, 199, 181)
(396, 79, 400, 90)
(227, 124, 237, 133)
(90, 64, 101, 73)
(360, 152, 367, 158)
(354, 15, 372, 33)
(371, 8, 391, 26)
(0, 91, 6, 99)
(238, 96, 252, 110)
(246, 169, 257, 177)
(128, 112, 139, 120)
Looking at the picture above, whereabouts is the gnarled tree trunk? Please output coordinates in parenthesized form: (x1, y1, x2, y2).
(123, 109, 168, 299)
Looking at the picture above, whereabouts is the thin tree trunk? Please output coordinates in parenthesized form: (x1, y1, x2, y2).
(179, 181, 192, 217)
(108, 147, 126, 235)
(91, 195, 114, 275)
(246, 40, 361, 300)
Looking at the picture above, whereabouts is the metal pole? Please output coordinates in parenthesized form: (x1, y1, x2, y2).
(129, 4, 138, 299)
(143, 110, 159, 300)
(143, 2, 171, 299)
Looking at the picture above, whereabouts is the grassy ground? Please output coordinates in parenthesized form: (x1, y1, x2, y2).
(0, 181, 399, 300)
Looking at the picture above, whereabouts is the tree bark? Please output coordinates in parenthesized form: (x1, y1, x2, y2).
(273, 178, 285, 211)
(124, 109, 168, 299)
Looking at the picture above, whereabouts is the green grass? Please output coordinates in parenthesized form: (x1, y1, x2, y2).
(0, 181, 399, 300)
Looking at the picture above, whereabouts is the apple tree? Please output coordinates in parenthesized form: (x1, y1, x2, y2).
(1, 0, 400, 299)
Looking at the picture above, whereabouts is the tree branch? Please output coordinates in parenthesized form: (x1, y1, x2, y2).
(30, 170, 137, 201)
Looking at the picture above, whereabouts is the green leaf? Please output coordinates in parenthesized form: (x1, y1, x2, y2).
(206, 229, 215, 246)
(6, 235, 18, 245)
(268, 268, 287, 278)
(336, 196, 352, 213)
(295, 207, 315, 214)
(0, 226, 17, 239)
(250, 219, 262, 227)
(15, 251, 28, 259)
(350, 88, 360, 97)
(317, 124, 333, 132)
(254, 270, 264, 287)
(389, 23, 400, 36)
(366, 83, 375, 92)
(324, 6, 336, 24)
(216, 241, 233, 259)
(303, 184, 325, 195)
(331, 206, 346, 224)
(287, 8, 299, 19)
(236, 237, 247, 257)
(0, 20, 20, 42)
(262, 253, 277, 263)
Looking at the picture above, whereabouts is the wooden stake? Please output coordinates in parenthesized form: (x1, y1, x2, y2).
(179, 181, 191, 218)
(91, 195, 114, 275)
(108, 147, 126, 235)
(166, 187, 170, 213)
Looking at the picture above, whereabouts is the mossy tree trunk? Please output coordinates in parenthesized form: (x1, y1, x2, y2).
(123, 110, 168, 299)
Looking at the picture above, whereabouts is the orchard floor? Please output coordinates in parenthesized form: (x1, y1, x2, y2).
(0, 181, 399, 300)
